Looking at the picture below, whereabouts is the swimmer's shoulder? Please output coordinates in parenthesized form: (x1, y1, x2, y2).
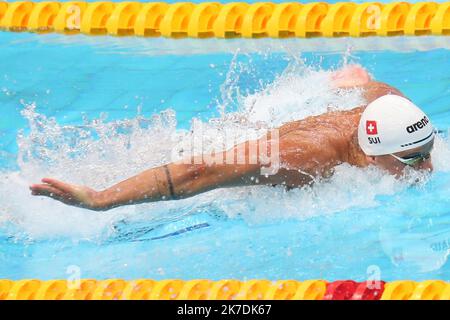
(361, 81, 406, 104)
(278, 107, 363, 136)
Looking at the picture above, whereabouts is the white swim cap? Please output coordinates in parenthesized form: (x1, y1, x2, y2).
(358, 95, 434, 156)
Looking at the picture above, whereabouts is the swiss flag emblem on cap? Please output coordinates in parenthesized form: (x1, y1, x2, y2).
(366, 120, 378, 135)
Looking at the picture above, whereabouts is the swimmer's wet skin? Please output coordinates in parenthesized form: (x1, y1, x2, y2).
(30, 65, 435, 211)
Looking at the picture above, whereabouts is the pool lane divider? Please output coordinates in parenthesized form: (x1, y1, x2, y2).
(0, 279, 449, 300)
(0, 2, 449, 38)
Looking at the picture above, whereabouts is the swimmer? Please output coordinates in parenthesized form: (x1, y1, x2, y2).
(29, 65, 435, 211)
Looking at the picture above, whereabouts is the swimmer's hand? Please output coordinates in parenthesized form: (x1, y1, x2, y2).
(331, 65, 371, 88)
(29, 178, 103, 211)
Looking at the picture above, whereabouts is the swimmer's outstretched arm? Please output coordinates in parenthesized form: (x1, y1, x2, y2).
(29, 65, 404, 211)
(29, 140, 269, 211)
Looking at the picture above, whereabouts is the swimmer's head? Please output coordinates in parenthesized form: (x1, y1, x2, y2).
(358, 94, 435, 175)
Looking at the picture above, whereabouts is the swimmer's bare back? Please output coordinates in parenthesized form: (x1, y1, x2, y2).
(29, 66, 406, 211)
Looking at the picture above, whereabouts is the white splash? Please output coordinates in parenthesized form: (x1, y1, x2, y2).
(0, 59, 449, 241)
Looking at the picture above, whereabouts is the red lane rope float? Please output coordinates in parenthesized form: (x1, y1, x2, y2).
(322, 280, 385, 300)
(351, 281, 385, 300)
(324, 280, 357, 300)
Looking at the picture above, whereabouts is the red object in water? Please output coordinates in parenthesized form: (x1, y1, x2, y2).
(323, 281, 357, 300)
(351, 281, 386, 300)
(366, 120, 378, 135)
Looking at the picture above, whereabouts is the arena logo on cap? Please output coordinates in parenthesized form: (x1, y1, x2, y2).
(366, 120, 378, 135)
(406, 116, 429, 133)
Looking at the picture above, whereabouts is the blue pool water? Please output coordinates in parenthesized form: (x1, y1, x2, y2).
(1, 28, 450, 282)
